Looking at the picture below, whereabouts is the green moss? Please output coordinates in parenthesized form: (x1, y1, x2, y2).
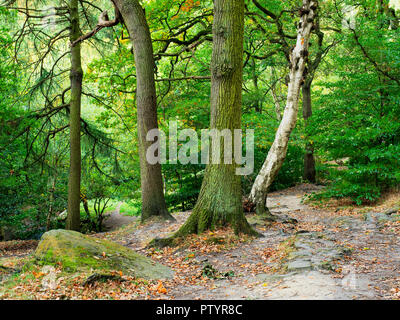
(34, 229, 174, 279)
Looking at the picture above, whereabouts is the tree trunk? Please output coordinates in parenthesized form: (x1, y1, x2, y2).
(66, 0, 82, 231)
(271, 85, 282, 122)
(250, 58, 262, 113)
(302, 81, 316, 183)
(113, 0, 173, 222)
(169, 0, 256, 238)
(46, 175, 57, 231)
(249, 0, 317, 216)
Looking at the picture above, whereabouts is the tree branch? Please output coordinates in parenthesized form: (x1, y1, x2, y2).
(71, 5, 121, 47)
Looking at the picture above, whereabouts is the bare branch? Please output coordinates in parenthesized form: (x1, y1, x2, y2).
(71, 6, 121, 47)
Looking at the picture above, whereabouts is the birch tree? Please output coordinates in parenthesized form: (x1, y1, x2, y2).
(249, 0, 318, 218)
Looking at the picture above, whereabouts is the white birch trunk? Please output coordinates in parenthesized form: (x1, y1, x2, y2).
(249, 0, 317, 215)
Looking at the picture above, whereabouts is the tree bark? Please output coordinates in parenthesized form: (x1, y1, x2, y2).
(113, 0, 173, 222)
(46, 175, 57, 231)
(166, 0, 257, 239)
(271, 85, 282, 122)
(250, 58, 262, 113)
(66, 0, 83, 231)
(302, 80, 316, 182)
(249, 0, 317, 216)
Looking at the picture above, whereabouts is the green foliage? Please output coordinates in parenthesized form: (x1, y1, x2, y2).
(163, 163, 205, 211)
(2, 0, 400, 240)
(118, 199, 141, 217)
(0, 9, 43, 239)
(242, 111, 305, 195)
(308, 3, 400, 204)
(80, 165, 120, 232)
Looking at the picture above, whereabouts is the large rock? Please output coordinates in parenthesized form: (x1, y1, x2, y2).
(34, 230, 173, 280)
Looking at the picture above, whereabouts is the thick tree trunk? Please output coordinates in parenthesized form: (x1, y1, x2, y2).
(114, 0, 172, 222)
(249, 0, 317, 216)
(168, 0, 256, 238)
(66, 0, 82, 231)
(302, 81, 316, 183)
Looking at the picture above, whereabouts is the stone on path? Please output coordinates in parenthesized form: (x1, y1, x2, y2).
(287, 259, 313, 272)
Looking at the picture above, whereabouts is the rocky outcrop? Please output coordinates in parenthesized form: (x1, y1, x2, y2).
(34, 229, 173, 279)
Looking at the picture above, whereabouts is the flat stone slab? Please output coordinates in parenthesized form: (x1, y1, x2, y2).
(286, 231, 353, 273)
(365, 212, 393, 223)
(287, 259, 313, 271)
(289, 249, 313, 259)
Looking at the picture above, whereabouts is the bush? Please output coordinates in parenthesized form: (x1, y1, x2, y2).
(163, 163, 205, 212)
(242, 143, 305, 195)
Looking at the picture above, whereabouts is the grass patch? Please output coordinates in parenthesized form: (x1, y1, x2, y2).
(79, 199, 120, 218)
(119, 200, 141, 217)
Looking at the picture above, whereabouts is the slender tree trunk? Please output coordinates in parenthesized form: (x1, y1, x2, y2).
(81, 192, 91, 222)
(302, 80, 316, 182)
(271, 67, 283, 121)
(249, 0, 317, 216)
(250, 58, 262, 113)
(66, 0, 82, 231)
(46, 175, 57, 230)
(271, 85, 282, 122)
(167, 0, 256, 239)
(114, 0, 173, 222)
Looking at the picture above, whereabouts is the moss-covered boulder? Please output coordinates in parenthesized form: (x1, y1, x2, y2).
(34, 230, 173, 279)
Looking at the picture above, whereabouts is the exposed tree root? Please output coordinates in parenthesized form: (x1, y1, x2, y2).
(141, 211, 176, 224)
(82, 273, 125, 287)
(148, 209, 263, 249)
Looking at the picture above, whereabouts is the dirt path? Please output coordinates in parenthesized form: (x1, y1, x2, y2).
(2, 184, 399, 300)
(102, 202, 137, 232)
(105, 184, 400, 300)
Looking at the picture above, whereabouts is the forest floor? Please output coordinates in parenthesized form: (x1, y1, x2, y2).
(1, 183, 400, 300)
(102, 202, 136, 232)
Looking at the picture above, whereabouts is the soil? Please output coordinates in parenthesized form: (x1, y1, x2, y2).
(102, 202, 136, 232)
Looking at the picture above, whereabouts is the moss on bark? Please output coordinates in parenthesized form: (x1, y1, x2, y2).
(150, 0, 258, 247)
(114, 0, 173, 223)
(66, 0, 83, 231)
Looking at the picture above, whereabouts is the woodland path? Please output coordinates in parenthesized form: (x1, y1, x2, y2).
(104, 184, 400, 300)
(1, 184, 399, 300)
(102, 202, 136, 232)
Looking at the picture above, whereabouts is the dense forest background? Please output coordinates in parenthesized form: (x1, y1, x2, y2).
(1, 0, 399, 240)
